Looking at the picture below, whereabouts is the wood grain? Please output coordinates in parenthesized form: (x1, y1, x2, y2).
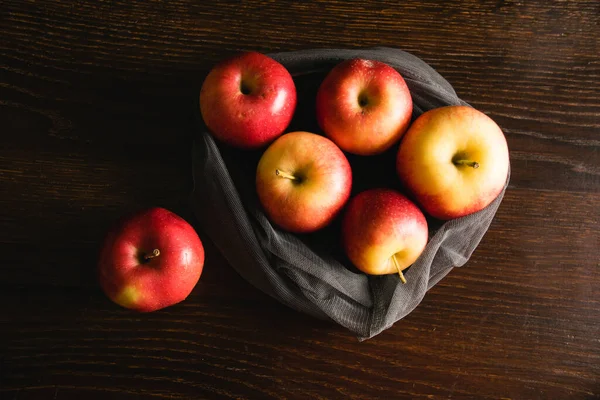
(1, 0, 599, 399)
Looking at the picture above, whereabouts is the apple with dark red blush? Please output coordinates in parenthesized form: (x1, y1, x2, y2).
(98, 207, 205, 312)
(342, 189, 428, 283)
(316, 58, 413, 156)
(200, 51, 297, 149)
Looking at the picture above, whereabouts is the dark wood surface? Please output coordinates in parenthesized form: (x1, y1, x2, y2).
(2, 1, 599, 399)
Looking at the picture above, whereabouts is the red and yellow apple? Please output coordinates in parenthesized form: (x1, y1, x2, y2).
(342, 189, 428, 283)
(98, 207, 205, 312)
(256, 131, 352, 233)
(316, 58, 413, 155)
(396, 105, 510, 220)
(200, 51, 297, 149)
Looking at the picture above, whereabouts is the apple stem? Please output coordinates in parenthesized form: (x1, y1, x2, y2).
(144, 249, 160, 261)
(392, 255, 407, 284)
(275, 169, 297, 180)
(454, 159, 480, 169)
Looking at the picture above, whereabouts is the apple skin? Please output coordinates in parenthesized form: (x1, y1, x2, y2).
(199, 51, 297, 149)
(98, 207, 205, 312)
(342, 189, 428, 276)
(316, 58, 413, 156)
(256, 131, 352, 233)
(396, 105, 510, 220)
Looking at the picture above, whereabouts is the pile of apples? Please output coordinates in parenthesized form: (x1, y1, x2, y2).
(200, 51, 509, 284)
(97, 50, 509, 314)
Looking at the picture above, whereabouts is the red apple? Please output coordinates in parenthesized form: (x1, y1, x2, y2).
(98, 207, 205, 312)
(342, 189, 428, 283)
(396, 105, 510, 220)
(316, 58, 413, 155)
(256, 131, 352, 233)
(199, 51, 297, 149)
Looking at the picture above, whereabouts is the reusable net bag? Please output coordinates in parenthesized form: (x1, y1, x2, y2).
(191, 47, 509, 339)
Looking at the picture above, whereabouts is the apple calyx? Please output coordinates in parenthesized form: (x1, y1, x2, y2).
(392, 254, 407, 284)
(239, 75, 259, 96)
(240, 81, 253, 95)
(143, 249, 161, 262)
(275, 169, 297, 181)
(453, 159, 480, 169)
(358, 91, 370, 108)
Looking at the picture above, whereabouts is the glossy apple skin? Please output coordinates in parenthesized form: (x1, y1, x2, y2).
(98, 207, 205, 312)
(199, 51, 297, 149)
(396, 105, 510, 220)
(316, 58, 413, 156)
(256, 131, 352, 233)
(342, 189, 428, 275)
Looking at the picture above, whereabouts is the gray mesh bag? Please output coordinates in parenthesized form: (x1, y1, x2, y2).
(191, 47, 509, 339)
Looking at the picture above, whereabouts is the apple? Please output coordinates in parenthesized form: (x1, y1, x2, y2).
(316, 58, 413, 155)
(256, 131, 352, 233)
(199, 51, 297, 149)
(342, 189, 428, 283)
(98, 207, 205, 312)
(396, 105, 510, 220)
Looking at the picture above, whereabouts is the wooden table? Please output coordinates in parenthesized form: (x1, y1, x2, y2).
(2, 1, 598, 399)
